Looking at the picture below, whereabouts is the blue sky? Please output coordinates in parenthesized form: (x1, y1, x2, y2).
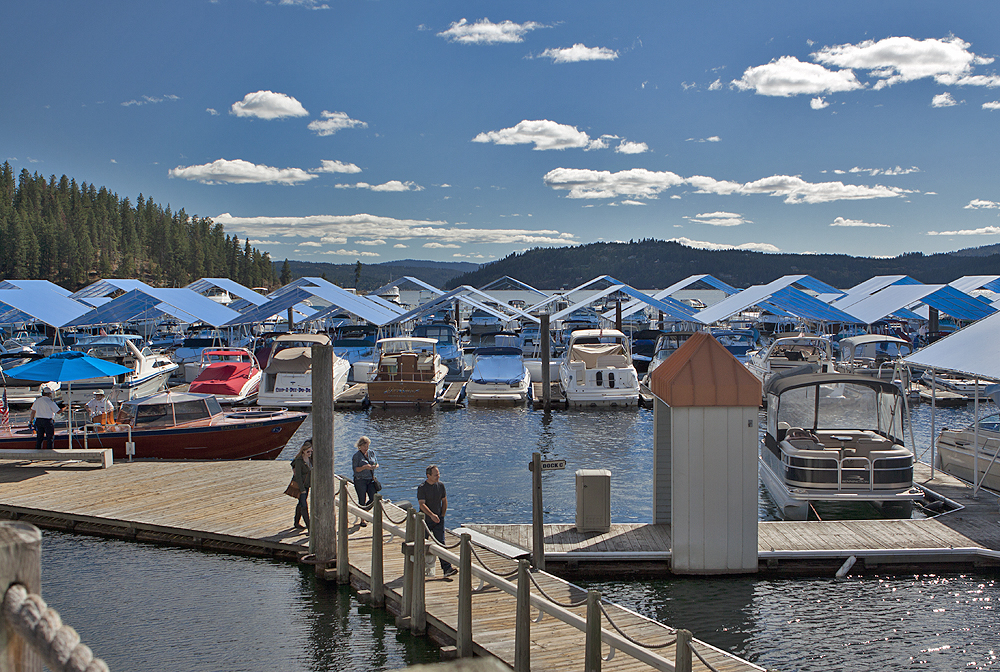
(5, 1, 1000, 265)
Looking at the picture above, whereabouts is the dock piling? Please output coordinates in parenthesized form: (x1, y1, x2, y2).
(400, 509, 415, 623)
(675, 629, 693, 672)
(337, 476, 349, 584)
(0, 522, 41, 672)
(457, 533, 473, 658)
(541, 314, 551, 411)
(371, 495, 384, 606)
(585, 590, 602, 672)
(514, 559, 530, 672)
(311, 343, 336, 570)
(412, 512, 427, 634)
(531, 452, 545, 571)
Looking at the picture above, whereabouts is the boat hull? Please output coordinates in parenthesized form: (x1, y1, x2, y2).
(936, 433, 1000, 491)
(367, 380, 444, 405)
(0, 411, 305, 460)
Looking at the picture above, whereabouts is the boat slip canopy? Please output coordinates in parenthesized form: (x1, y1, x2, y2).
(185, 278, 269, 313)
(695, 277, 861, 326)
(0, 287, 92, 328)
(552, 284, 694, 322)
(905, 311, 1000, 380)
(66, 288, 241, 328)
(834, 284, 996, 324)
(601, 274, 739, 321)
(225, 278, 399, 327)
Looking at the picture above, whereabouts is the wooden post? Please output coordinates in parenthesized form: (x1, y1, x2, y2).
(457, 533, 473, 658)
(615, 300, 622, 333)
(514, 559, 530, 672)
(0, 522, 41, 672)
(337, 476, 349, 584)
(675, 629, 693, 672)
(541, 314, 551, 410)
(311, 343, 336, 569)
(287, 306, 295, 332)
(412, 512, 427, 634)
(585, 590, 602, 672)
(531, 452, 545, 571)
(400, 509, 415, 621)
(371, 495, 384, 607)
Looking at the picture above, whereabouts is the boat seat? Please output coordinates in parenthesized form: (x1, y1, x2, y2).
(596, 354, 629, 369)
(786, 427, 821, 443)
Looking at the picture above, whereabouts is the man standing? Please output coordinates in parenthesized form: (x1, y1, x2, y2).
(85, 390, 115, 428)
(29, 388, 61, 450)
(417, 464, 457, 577)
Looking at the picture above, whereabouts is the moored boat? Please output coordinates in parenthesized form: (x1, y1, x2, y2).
(465, 346, 530, 403)
(366, 337, 448, 406)
(935, 410, 1000, 491)
(188, 348, 262, 404)
(0, 391, 306, 460)
(63, 335, 178, 406)
(257, 333, 351, 407)
(559, 329, 640, 408)
(760, 369, 922, 520)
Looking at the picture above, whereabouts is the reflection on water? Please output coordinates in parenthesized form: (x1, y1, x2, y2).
(587, 574, 1000, 672)
(40, 531, 439, 672)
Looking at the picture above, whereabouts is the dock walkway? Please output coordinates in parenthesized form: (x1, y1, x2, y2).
(0, 459, 760, 672)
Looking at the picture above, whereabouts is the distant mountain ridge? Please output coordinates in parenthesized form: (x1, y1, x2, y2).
(274, 259, 479, 291)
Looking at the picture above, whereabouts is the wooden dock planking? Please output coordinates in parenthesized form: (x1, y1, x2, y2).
(335, 383, 369, 409)
(0, 459, 760, 672)
(440, 382, 466, 405)
(530, 382, 567, 408)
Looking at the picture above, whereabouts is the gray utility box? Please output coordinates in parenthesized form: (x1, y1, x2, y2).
(575, 469, 611, 533)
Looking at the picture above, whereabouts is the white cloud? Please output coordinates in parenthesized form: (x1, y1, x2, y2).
(813, 36, 998, 90)
(847, 165, 920, 176)
(932, 92, 959, 107)
(473, 119, 594, 150)
(615, 140, 649, 154)
(230, 91, 308, 120)
(538, 44, 618, 63)
(279, 0, 330, 9)
(121, 94, 179, 107)
(810, 97, 830, 109)
(620, 200, 646, 206)
(308, 111, 368, 136)
(667, 237, 779, 253)
(984, 101, 1000, 110)
(927, 226, 1000, 236)
(319, 236, 347, 245)
(964, 199, 1000, 209)
(357, 239, 386, 245)
(438, 18, 544, 44)
(424, 242, 461, 248)
(334, 180, 423, 192)
(206, 108, 219, 116)
(168, 159, 317, 185)
(323, 249, 380, 257)
(544, 167, 911, 204)
(313, 159, 361, 174)
(299, 241, 323, 247)
(393, 243, 409, 248)
(687, 136, 721, 143)
(731, 55, 864, 97)
(708, 79, 722, 91)
(214, 212, 577, 247)
(685, 211, 750, 227)
(830, 216, 890, 228)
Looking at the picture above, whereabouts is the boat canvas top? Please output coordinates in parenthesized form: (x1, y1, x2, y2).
(376, 337, 438, 355)
(470, 347, 527, 385)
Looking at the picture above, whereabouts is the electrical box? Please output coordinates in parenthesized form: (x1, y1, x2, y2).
(575, 469, 611, 533)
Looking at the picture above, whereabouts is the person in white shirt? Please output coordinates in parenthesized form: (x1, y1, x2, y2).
(85, 390, 115, 428)
(29, 388, 61, 450)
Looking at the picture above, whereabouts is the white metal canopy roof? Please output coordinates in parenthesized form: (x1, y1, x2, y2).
(551, 285, 694, 322)
(0, 288, 93, 328)
(225, 280, 400, 327)
(66, 288, 242, 328)
(386, 285, 539, 326)
(905, 312, 1000, 380)
(693, 275, 858, 325)
(185, 278, 268, 309)
(599, 274, 732, 321)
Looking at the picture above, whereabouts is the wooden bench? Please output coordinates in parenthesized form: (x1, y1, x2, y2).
(0, 448, 113, 469)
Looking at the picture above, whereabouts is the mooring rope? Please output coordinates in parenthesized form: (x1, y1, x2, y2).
(420, 518, 462, 549)
(2, 583, 110, 672)
(381, 504, 408, 525)
(524, 570, 589, 609)
(689, 641, 723, 672)
(468, 544, 519, 578)
(598, 602, 677, 650)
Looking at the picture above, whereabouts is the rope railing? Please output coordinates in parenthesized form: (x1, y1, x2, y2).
(599, 602, 677, 650)
(420, 517, 462, 549)
(689, 640, 723, 672)
(3, 583, 110, 672)
(468, 543, 519, 578)
(525, 569, 588, 609)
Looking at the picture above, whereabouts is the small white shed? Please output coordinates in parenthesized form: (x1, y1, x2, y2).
(649, 332, 760, 574)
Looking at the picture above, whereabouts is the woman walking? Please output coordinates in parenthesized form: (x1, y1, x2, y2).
(291, 439, 313, 530)
(352, 436, 378, 526)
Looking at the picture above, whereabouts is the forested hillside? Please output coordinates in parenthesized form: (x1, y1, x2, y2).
(275, 259, 479, 292)
(0, 163, 274, 290)
(447, 240, 1000, 290)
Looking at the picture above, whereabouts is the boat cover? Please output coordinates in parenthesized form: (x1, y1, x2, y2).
(264, 348, 312, 373)
(471, 349, 528, 385)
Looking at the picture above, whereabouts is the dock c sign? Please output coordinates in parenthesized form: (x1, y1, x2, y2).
(529, 459, 567, 471)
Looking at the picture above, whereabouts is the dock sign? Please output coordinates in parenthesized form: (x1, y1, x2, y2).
(539, 459, 566, 471)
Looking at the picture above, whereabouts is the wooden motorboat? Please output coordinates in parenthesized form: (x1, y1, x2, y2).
(366, 337, 448, 406)
(188, 349, 262, 404)
(0, 391, 306, 460)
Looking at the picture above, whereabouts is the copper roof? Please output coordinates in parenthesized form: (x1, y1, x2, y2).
(649, 331, 761, 407)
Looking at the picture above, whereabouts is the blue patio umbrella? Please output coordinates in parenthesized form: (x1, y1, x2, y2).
(4, 351, 134, 447)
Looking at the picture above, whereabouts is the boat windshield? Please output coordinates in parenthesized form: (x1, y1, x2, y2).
(121, 396, 222, 427)
(772, 381, 904, 440)
(974, 413, 1000, 433)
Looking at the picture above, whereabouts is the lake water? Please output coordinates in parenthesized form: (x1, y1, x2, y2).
(35, 401, 1000, 671)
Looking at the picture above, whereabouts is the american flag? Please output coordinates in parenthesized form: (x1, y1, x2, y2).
(0, 388, 9, 428)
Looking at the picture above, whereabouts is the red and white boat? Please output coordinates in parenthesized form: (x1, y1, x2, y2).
(0, 391, 306, 460)
(188, 348, 262, 404)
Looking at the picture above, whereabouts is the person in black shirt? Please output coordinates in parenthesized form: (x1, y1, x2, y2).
(417, 464, 456, 577)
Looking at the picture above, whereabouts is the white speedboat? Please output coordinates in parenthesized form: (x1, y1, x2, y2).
(257, 333, 351, 407)
(746, 333, 833, 390)
(366, 337, 449, 406)
(935, 411, 1000, 491)
(466, 346, 530, 404)
(836, 334, 913, 381)
(559, 329, 639, 408)
(412, 323, 469, 379)
(188, 348, 263, 404)
(760, 369, 922, 520)
(0, 342, 54, 404)
(63, 335, 178, 406)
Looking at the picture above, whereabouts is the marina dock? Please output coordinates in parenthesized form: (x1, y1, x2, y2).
(0, 458, 761, 671)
